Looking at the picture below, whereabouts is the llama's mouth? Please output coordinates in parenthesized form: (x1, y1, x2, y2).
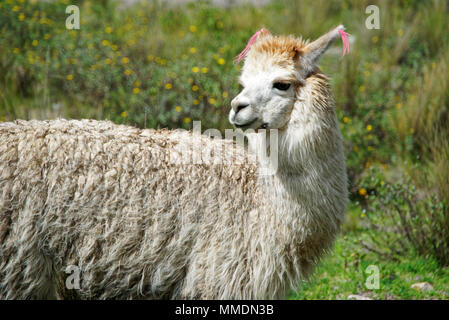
(233, 119, 270, 132)
(234, 118, 259, 130)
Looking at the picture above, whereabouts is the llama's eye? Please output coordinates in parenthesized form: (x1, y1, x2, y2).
(273, 82, 291, 91)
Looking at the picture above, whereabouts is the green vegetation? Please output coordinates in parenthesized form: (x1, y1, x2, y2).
(1, 0, 448, 299)
(292, 203, 449, 300)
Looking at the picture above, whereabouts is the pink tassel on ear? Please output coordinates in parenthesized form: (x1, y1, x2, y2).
(234, 28, 267, 63)
(338, 29, 350, 57)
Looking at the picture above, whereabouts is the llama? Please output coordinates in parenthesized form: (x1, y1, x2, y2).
(0, 25, 348, 299)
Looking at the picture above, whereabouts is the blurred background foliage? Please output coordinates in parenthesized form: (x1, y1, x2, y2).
(1, 0, 448, 299)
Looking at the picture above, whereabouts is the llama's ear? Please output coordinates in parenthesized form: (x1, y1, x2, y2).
(302, 25, 345, 67)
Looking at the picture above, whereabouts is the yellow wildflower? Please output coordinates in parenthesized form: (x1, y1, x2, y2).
(44, 34, 51, 40)
(218, 58, 225, 65)
(121, 57, 129, 64)
(366, 124, 373, 131)
(124, 69, 132, 76)
(32, 40, 38, 47)
(175, 106, 182, 112)
(133, 87, 140, 94)
(201, 67, 208, 74)
(371, 36, 379, 44)
(189, 47, 197, 54)
(134, 80, 141, 87)
(358, 188, 367, 196)
(192, 85, 199, 91)
(13, 48, 20, 54)
(19, 13, 25, 21)
(105, 58, 112, 64)
(192, 66, 199, 73)
(209, 98, 216, 105)
(102, 40, 109, 46)
(66, 74, 73, 81)
(105, 27, 113, 34)
(397, 29, 403, 37)
(13, 6, 19, 12)
(343, 117, 349, 123)
(165, 83, 172, 90)
(189, 25, 197, 33)
(193, 99, 199, 105)
(184, 117, 191, 123)
(222, 92, 228, 98)
(121, 111, 128, 118)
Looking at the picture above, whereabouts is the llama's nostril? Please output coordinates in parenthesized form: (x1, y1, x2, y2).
(235, 103, 249, 113)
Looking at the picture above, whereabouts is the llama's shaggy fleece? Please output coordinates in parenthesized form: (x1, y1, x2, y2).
(0, 27, 348, 300)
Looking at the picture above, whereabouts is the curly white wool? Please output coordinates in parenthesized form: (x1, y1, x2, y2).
(0, 26, 348, 299)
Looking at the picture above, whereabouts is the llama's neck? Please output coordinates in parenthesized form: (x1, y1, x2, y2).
(249, 72, 346, 229)
(239, 73, 347, 296)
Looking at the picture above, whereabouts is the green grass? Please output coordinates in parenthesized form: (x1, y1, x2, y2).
(1, 0, 449, 299)
(291, 203, 449, 299)
(291, 232, 449, 300)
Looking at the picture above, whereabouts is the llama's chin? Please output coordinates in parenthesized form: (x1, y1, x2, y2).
(233, 120, 269, 132)
(233, 118, 259, 130)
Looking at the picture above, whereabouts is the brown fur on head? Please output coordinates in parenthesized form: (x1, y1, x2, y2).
(229, 25, 345, 131)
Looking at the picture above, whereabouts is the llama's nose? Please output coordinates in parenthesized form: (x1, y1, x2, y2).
(232, 103, 250, 113)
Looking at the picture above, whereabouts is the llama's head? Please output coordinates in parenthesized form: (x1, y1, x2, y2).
(229, 25, 345, 131)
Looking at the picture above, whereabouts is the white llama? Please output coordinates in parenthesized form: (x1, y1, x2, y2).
(0, 25, 348, 299)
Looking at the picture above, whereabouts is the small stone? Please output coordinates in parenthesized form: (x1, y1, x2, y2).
(348, 294, 372, 300)
(411, 282, 433, 292)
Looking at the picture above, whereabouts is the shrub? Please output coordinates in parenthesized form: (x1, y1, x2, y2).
(362, 174, 449, 267)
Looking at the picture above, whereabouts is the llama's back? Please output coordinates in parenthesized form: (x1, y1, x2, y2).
(0, 119, 259, 299)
